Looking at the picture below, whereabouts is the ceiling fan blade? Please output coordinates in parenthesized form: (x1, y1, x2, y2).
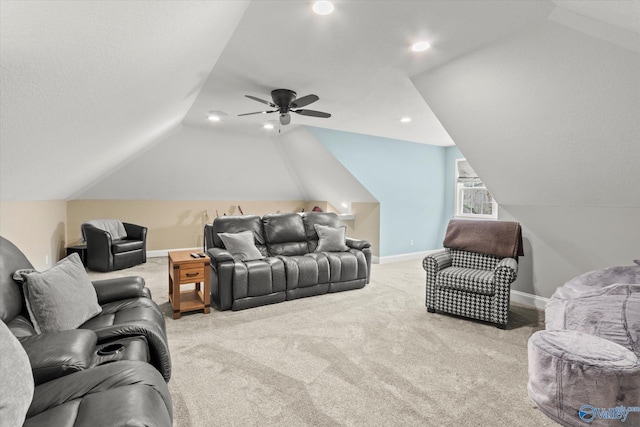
(280, 113, 291, 125)
(293, 109, 331, 118)
(290, 94, 319, 109)
(245, 95, 276, 108)
(238, 110, 277, 116)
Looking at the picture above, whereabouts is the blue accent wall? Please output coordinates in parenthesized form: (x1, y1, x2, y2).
(308, 126, 452, 257)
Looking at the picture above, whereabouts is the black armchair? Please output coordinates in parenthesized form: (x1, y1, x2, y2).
(82, 221, 147, 272)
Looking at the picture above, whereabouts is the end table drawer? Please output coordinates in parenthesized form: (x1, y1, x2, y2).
(180, 267, 204, 282)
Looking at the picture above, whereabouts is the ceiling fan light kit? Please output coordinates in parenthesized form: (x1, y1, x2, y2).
(239, 89, 331, 126)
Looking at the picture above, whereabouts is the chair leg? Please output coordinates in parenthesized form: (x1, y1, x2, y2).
(427, 307, 436, 313)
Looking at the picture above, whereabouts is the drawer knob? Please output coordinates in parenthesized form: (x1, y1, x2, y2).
(186, 272, 200, 277)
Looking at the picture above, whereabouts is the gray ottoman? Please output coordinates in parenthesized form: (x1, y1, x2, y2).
(528, 330, 640, 426)
(528, 262, 640, 426)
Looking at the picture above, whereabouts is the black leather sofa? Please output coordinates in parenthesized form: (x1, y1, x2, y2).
(0, 236, 172, 426)
(204, 212, 372, 311)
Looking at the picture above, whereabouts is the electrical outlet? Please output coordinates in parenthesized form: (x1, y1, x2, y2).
(45, 255, 49, 265)
(410, 240, 414, 246)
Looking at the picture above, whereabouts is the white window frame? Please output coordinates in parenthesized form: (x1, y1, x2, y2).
(454, 158, 498, 220)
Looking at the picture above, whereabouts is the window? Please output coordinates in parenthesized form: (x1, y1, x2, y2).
(455, 159, 498, 219)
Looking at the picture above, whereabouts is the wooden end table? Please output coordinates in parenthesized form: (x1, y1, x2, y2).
(168, 250, 210, 319)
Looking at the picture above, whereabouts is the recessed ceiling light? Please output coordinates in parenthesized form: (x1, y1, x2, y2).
(207, 110, 227, 122)
(411, 41, 431, 52)
(400, 117, 412, 123)
(264, 123, 275, 130)
(313, 1, 334, 15)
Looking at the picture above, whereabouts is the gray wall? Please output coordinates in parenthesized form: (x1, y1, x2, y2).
(412, 15, 640, 297)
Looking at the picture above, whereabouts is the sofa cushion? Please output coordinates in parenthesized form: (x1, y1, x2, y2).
(314, 224, 349, 252)
(263, 213, 308, 256)
(302, 212, 342, 252)
(281, 255, 330, 289)
(324, 251, 367, 282)
(25, 361, 172, 427)
(209, 215, 267, 256)
(111, 239, 144, 254)
(218, 230, 264, 262)
(451, 249, 501, 270)
(18, 253, 102, 334)
(436, 266, 495, 295)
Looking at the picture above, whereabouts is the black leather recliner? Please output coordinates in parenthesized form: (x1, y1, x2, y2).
(0, 235, 173, 425)
(82, 221, 147, 272)
(0, 236, 172, 381)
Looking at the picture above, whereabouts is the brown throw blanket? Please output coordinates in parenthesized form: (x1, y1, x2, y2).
(443, 219, 524, 258)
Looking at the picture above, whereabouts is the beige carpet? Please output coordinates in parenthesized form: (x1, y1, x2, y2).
(88, 258, 557, 426)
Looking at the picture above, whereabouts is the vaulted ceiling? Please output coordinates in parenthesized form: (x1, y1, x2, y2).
(1, 0, 638, 203)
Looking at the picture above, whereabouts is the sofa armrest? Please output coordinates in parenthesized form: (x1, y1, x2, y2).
(92, 276, 150, 304)
(422, 249, 452, 274)
(345, 238, 371, 250)
(19, 329, 98, 385)
(207, 247, 235, 263)
(423, 249, 452, 311)
(495, 257, 518, 285)
(123, 223, 147, 241)
(83, 225, 113, 271)
(84, 224, 111, 246)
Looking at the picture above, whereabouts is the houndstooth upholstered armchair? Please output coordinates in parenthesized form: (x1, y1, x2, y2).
(423, 220, 523, 329)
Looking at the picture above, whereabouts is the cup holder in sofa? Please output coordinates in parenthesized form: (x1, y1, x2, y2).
(97, 343, 125, 356)
(95, 337, 149, 366)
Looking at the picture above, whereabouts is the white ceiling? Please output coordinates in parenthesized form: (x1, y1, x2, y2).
(552, 0, 640, 34)
(0, 0, 250, 200)
(183, 0, 554, 143)
(1, 0, 635, 201)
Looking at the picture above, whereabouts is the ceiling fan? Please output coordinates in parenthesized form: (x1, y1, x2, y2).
(238, 89, 331, 125)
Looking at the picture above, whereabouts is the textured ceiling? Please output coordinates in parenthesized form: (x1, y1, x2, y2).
(1, 0, 635, 201)
(0, 0, 250, 200)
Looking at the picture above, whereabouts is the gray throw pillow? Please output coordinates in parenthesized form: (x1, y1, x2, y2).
(314, 224, 349, 252)
(0, 320, 33, 426)
(18, 253, 102, 334)
(218, 230, 264, 261)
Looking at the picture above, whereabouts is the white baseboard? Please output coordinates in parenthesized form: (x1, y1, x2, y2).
(510, 290, 549, 309)
(373, 250, 442, 265)
(147, 247, 201, 258)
